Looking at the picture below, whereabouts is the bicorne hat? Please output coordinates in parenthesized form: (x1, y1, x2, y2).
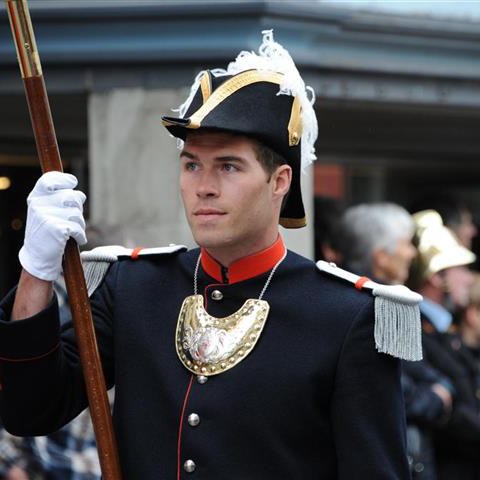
(162, 30, 318, 228)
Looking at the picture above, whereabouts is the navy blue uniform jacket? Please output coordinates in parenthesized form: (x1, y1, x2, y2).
(0, 248, 409, 479)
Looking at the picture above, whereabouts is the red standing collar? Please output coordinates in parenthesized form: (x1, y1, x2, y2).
(200, 236, 286, 284)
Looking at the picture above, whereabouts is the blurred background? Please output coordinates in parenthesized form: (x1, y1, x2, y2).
(1, 0, 480, 297)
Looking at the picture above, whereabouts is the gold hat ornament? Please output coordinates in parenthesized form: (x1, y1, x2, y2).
(413, 209, 476, 279)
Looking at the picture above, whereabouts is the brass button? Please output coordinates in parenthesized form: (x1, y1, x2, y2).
(188, 413, 200, 427)
(197, 375, 208, 384)
(211, 289, 223, 301)
(184, 459, 196, 473)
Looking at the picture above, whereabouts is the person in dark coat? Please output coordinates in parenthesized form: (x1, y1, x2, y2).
(402, 358, 453, 480)
(431, 273, 480, 480)
(0, 31, 417, 479)
(405, 210, 476, 479)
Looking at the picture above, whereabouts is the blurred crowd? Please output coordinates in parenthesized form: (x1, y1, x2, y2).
(316, 195, 480, 480)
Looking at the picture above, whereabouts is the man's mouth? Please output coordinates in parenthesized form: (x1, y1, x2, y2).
(193, 208, 226, 217)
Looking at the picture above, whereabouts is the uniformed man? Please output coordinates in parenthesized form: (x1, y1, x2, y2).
(0, 31, 417, 479)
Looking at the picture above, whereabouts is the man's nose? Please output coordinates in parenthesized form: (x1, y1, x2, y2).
(196, 170, 220, 198)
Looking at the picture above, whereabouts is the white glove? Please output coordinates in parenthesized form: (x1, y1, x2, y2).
(19, 171, 87, 281)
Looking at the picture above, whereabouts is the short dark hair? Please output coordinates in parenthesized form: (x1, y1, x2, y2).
(251, 139, 291, 212)
(251, 140, 288, 178)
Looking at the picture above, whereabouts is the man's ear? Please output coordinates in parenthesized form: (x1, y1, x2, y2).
(272, 164, 292, 198)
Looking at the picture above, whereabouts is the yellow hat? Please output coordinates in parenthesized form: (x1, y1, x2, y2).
(412, 210, 475, 280)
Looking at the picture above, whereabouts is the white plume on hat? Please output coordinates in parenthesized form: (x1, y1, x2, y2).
(174, 29, 318, 171)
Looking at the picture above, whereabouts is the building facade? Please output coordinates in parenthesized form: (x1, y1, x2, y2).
(1, 0, 480, 294)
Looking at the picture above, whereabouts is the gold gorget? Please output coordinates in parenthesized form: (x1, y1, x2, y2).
(176, 294, 270, 376)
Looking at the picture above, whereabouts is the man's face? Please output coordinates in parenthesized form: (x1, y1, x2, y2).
(375, 237, 417, 285)
(179, 131, 288, 258)
(444, 265, 474, 309)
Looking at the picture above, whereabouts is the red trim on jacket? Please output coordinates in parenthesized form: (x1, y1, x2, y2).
(131, 247, 144, 260)
(177, 374, 195, 480)
(200, 236, 286, 284)
(0, 343, 60, 362)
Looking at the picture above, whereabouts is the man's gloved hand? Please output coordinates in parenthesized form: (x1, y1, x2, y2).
(19, 171, 87, 281)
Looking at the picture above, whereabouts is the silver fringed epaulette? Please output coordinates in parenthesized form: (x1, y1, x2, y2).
(81, 244, 187, 297)
(316, 260, 423, 361)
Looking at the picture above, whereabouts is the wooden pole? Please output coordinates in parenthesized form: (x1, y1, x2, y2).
(5, 2, 122, 478)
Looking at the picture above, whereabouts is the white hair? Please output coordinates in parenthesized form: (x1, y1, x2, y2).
(338, 203, 414, 275)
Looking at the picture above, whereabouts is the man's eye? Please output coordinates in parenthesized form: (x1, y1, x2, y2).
(185, 162, 199, 171)
(222, 163, 238, 172)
